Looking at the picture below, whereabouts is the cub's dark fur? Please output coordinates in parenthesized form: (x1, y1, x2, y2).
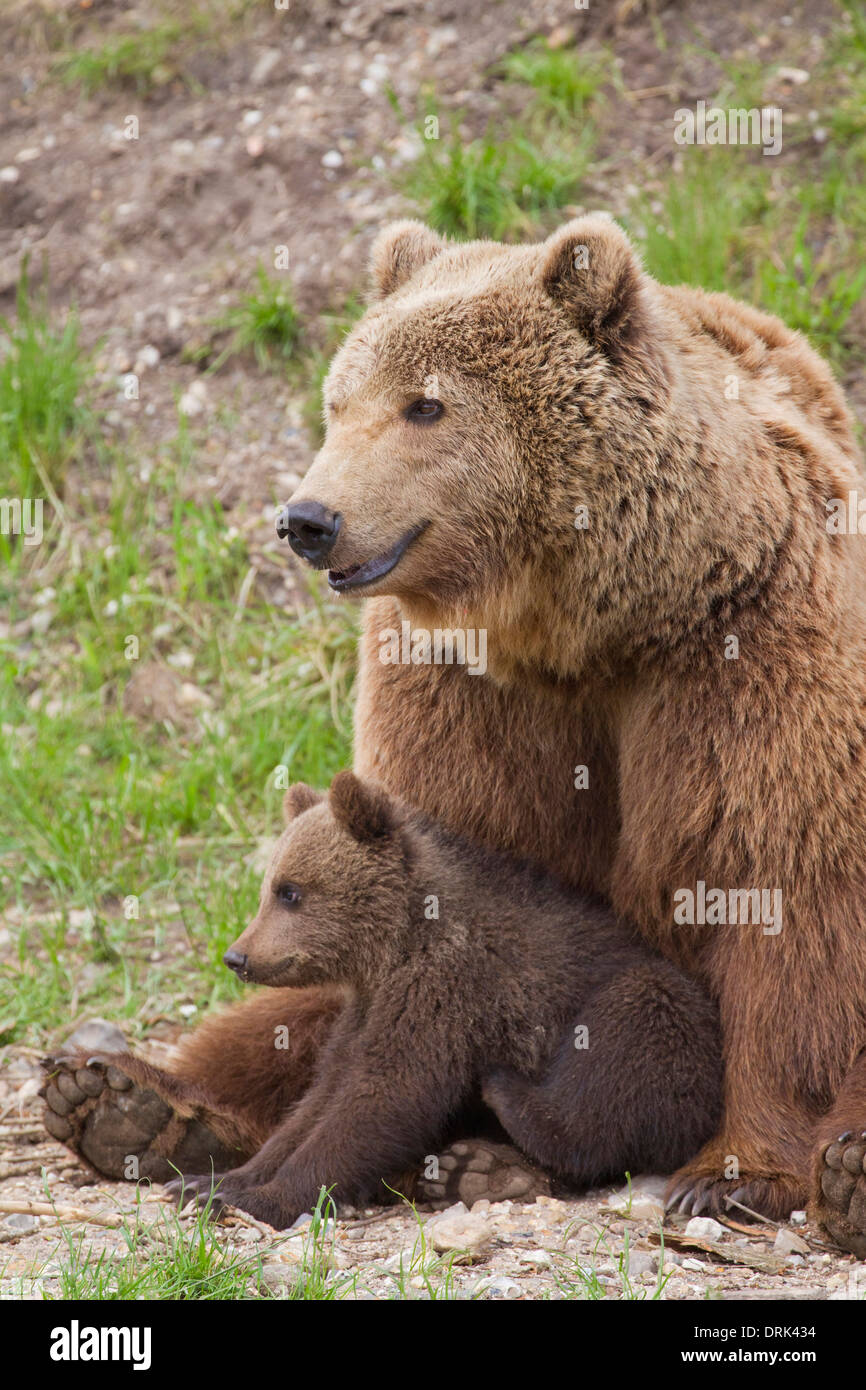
(172, 772, 722, 1229)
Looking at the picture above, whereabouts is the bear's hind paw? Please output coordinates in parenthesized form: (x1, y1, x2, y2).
(416, 1138, 551, 1209)
(814, 1131, 866, 1259)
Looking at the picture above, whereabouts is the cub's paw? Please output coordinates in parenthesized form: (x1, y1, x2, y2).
(41, 1053, 173, 1182)
(814, 1131, 866, 1260)
(40, 1052, 241, 1183)
(167, 1172, 293, 1230)
(666, 1168, 805, 1223)
(165, 1172, 231, 1214)
(172, 1174, 294, 1230)
(416, 1138, 551, 1209)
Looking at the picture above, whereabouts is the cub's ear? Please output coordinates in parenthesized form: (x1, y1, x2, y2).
(369, 220, 445, 299)
(539, 214, 648, 357)
(283, 783, 322, 824)
(329, 771, 395, 843)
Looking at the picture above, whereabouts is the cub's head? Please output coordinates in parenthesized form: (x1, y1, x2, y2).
(224, 773, 410, 988)
(278, 215, 669, 637)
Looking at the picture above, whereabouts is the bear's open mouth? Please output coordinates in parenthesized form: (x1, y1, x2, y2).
(328, 521, 429, 593)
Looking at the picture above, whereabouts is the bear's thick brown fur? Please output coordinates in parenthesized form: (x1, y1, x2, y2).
(281, 216, 866, 1252)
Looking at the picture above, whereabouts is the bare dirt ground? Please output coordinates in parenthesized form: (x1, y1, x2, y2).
(1, 0, 864, 1298)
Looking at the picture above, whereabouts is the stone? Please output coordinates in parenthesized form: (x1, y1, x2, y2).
(383, 1247, 418, 1272)
(134, 344, 160, 373)
(3, 1213, 39, 1234)
(605, 1188, 665, 1221)
(627, 1249, 657, 1278)
(684, 1216, 726, 1242)
(63, 1018, 128, 1054)
(250, 49, 281, 85)
(477, 1275, 520, 1299)
(179, 380, 209, 417)
(426, 1205, 492, 1255)
(774, 1228, 810, 1257)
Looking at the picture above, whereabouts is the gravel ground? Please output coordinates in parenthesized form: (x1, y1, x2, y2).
(1, 1043, 863, 1300)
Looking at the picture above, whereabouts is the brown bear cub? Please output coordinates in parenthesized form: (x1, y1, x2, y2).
(146, 772, 721, 1230)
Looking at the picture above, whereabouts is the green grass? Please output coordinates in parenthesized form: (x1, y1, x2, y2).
(633, 148, 769, 293)
(400, 112, 591, 241)
(207, 266, 304, 372)
(630, 17, 866, 365)
(498, 40, 612, 120)
(0, 262, 94, 496)
(553, 1199, 672, 1301)
(55, 22, 189, 97)
(4, 1182, 367, 1301)
(46, 1189, 265, 1300)
(394, 42, 610, 240)
(382, 1195, 481, 1301)
(0, 333, 355, 1044)
(50, 1, 258, 96)
(757, 212, 866, 356)
(281, 1189, 359, 1299)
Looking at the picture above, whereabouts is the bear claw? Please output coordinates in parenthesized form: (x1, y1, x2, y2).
(665, 1172, 804, 1223)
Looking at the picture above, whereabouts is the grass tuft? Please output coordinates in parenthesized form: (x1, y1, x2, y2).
(498, 40, 612, 121)
(55, 23, 188, 97)
(0, 261, 94, 497)
(207, 267, 304, 372)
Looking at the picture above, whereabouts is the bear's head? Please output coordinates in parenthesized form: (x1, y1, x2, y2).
(280, 214, 683, 675)
(224, 772, 410, 988)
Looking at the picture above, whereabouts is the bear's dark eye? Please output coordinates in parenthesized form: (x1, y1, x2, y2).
(277, 883, 302, 908)
(406, 398, 444, 423)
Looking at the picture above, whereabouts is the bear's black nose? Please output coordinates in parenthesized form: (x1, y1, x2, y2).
(278, 500, 342, 566)
(223, 949, 248, 975)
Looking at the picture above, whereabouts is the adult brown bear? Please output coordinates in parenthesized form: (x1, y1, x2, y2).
(285, 215, 866, 1255)
(45, 216, 866, 1254)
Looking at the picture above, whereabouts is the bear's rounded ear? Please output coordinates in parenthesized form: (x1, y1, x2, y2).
(329, 771, 395, 843)
(369, 220, 445, 299)
(283, 783, 321, 824)
(539, 214, 648, 356)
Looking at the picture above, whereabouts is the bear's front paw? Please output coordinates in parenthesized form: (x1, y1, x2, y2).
(168, 1171, 299, 1230)
(814, 1130, 866, 1259)
(666, 1167, 805, 1223)
(216, 1179, 297, 1230)
(165, 1171, 231, 1213)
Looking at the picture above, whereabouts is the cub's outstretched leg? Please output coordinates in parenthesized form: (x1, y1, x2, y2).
(41, 986, 345, 1182)
(481, 961, 723, 1186)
